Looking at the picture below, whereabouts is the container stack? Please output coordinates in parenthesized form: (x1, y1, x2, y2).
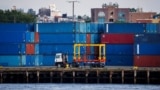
(134, 34, 160, 67)
(0, 23, 33, 67)
(101, 34, 134, 66)
(102, 23, 146, 66)
(37, 22, 75, 65)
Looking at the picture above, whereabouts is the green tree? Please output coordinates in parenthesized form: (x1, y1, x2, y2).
(0, 9, 36, 23)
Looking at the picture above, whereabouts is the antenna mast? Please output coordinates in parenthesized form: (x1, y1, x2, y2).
(67, 0, 79, 21)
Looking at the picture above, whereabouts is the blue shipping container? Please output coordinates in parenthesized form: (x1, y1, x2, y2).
(42, 55, 55, 66)
(20, 43, 26, 54)
(75, 34, 86, 43)
(35, 44, 39, 54)
(134, 43, 160, 55)
(86, 23, 90, 33)
(90, 23, 98, 33)
(98, 23, 105, 33)
(36, 22, 74, 33)
(105, 23, 145, 33)
(135, 34, 160, 43)
(25, 32, 35, 43)
(75, 46, 86, 54)
(35, 55, 43, 66)
(26, 55, 35, 66)
(39, 44, 73, 54)
(106, 55, 133, 66)
(0, 44, 20, 55)
(91, 34, 100, 43)
(106, 44, 134, 55)
(146, 23, 157, 33)
(0, 23, 29, 32)
(0, 55, 20, 67)
(39, 33, 75, 44)
(0, 32, 25, 43)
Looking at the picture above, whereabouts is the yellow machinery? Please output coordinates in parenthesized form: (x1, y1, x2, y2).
(73, 44, 106, 67)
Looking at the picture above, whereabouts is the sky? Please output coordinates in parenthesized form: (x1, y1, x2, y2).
(0, 0, 160, 17)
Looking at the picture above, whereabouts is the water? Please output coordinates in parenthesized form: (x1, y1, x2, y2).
(0, 84, 160, 90)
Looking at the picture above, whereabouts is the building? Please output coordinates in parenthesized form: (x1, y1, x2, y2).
(39, 7, 50, 17)
(91, 3, 129, 23)
(91, 3, 157, 23)
(27, 9, 36, 16)
(129, 12, 156, 23)
(49, 4, 61, 17)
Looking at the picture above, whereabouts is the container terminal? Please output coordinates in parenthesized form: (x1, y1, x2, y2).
(0, 22, 160, 84)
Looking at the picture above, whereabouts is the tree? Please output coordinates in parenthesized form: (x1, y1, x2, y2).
(0, 9, 36, 23)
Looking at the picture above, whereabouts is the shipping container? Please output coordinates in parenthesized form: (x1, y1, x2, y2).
(134, 43, 160, 55)
(39, 44, 73, 55)
(86, 23, 90, 33)
(157, 24, 160, 33)
(146, 23, 157, 33)
(105, 23, 145, 33)
(135, 34, 160, 43)
(35, 55, 43, 66)
(0, 44, 20, 55)
(90, 23, 98, 33)
(0, 32, 25, 43)
(0, 55, 20, 67)
(134, 55, 160, 67)
(35, 44, 39, 54)
(101, 34, 134, 44)
(39, 33, 75, 44)
(91, 34, 100, 43)
(0, 23, 29, 32)
(20, 43, 26, 54)
(106, 44, 134, 55)
(98, 23, 105, 33)
(35, 32, 39, 43)
(75, 34, 86, 43)
(75, 46, 86, 54)
(36, 22, 74, 33)
(106, 55, 133, 66)
(25, 32, 35, 43)
(26, 44, 35, 55)
(86, 34, 91, 44)
(26, 55, 35, 66)
(42, 55, 55, 66)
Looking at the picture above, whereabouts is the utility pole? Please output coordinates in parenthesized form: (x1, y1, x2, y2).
(67, 0, 79, 21)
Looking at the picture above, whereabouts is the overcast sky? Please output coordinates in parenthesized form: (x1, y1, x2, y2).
(0, 0, 160, 16)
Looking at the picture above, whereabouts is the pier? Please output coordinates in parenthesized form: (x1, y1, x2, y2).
(0, 66, 160, 84)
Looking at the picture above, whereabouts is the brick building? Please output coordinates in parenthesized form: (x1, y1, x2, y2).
(91, 3, 156, 23)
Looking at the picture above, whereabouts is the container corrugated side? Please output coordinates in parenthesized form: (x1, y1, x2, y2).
(26, 44, 35, 55)
(37, 22, 74, 33)
(134, 55, 160, 67)
(0, 23, 29, 32)
(105, 23, 145, 34)
(106, 55, 133, 66)
(134, 34, 160, 43)
(106, 44, 134, 55)
(26, 55, 35, 66)
(134, 43, 160, 55)
(42, 55, 55, 66)
(0, 44, 21, 55)
(146, 23, 157, 33)
(25, 32, 35, 43)
(75, 34, 86, 43)
(101, 34, 134, 44)
(39, 44, 73, 55)
(39, 33, 75, 44)
(0, 55, 20, 67)
(0, 32, 25, 43)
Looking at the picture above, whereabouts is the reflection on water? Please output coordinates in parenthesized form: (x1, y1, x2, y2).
(0, 84, 160, 90)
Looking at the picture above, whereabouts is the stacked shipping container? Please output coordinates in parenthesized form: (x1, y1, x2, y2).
(134, 34, 160, 67)
(0, 23, 160, 67)
(101, 34, 134, 66)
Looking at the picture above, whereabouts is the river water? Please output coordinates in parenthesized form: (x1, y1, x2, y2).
(0, 84, 160, 90)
